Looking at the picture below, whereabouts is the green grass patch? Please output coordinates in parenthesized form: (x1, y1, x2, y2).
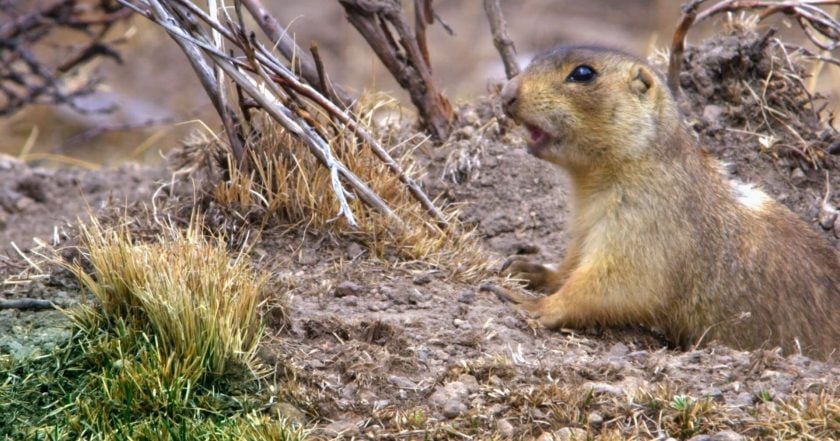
(0, 218, 306, 440)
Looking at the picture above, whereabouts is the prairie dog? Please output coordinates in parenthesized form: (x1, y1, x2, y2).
(493, 45, 840, 358)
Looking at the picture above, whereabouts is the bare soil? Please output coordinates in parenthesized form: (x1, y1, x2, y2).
(2, 30, 840, 441)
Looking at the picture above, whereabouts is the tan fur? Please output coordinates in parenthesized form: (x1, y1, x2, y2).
(496, 45, 840, 359)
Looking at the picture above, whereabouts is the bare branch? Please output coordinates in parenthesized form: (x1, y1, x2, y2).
(0, 298, 72, 310)
(483, 0, 520, 79)
(339, 0, 454, 141)
(238, 0, 352, 107)
(123, 0, 451, 228)
(0, 0, 130, 116)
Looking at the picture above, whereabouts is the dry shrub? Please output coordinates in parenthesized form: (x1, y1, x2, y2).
(65, 216, 265, 382)
(187, 97, 491, 281)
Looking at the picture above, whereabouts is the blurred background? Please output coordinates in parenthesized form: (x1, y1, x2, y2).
(1, 0, 837, 166)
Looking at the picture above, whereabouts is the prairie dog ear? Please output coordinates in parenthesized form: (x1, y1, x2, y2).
(629, 65, 655, 96)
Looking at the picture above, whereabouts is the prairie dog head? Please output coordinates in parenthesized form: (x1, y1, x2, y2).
(501, 46, 679, 172)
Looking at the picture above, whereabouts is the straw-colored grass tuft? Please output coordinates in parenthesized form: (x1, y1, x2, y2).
(68, 216, 265, 381)
(200, 97, 492, 281)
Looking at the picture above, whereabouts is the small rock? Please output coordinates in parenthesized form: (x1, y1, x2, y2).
(818, 202, 838, 230)
(346, 242, 365, 259)
(732, 392, 755, 407)
(15, 196, 34, 211)
(412, 272, 433, 285)
(298, 250, 318, 265)
(833, 215, 840, 239)
(791, 167, 806, 183)
(321, 419, 359, 437)
(373, 399, 390, 410)
(462, 108, 480, 126)
(458, 125, 477, 139)
(458, 290, 476, 303)
(702, 104, 724, 125)
(687, 436, 711, 441)
(535, 432, 555, 441)
(388, 375, 416, 389)
(334, 281, 362, 297)
(441, 399, 467, 418)
(496, 419, 514, 438)
(453, 318, 471, 329)
(408, 289, 428, 304)
(552, 427, 587, 441)
(273, 402, 306, 425)
(587, 411, 604, 428)
(607, 342, 629, 357)
(582, 381, 624, 397)
(458, 374, 479, 393)
(367, 301, 386, 311)
(429, 379, 475, 417)
(710, 431, 745, 441)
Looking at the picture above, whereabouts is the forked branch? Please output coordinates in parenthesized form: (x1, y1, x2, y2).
(338, 0, 454, 141)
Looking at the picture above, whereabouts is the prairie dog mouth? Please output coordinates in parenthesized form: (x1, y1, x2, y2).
(524, 123, 552, 155)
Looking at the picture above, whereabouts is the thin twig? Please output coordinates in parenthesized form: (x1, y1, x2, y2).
(0, 298, 73, 310)
(156, 0, 450, 227)
(483, 0, 520, 79)
(141, 0, 247, 169)
(238, 0, 352, 107)
(339, 0, 453, 140)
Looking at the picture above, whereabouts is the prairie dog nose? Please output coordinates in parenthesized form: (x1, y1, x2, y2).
(500, 76, 520, 116)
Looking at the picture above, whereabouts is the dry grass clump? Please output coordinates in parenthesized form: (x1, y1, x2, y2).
(180, 98, 491, 281)
(67, 216, 264, 381)
(0, 216, 306, 439)
(750, 389, 840, 439)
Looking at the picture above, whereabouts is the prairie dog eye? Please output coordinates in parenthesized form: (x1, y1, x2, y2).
(566, 65, 597, 83)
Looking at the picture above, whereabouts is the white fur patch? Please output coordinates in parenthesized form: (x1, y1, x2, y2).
(731, 181, 770, 211)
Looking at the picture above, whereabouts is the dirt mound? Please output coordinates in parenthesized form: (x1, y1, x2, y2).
(675, 25, 840, 242)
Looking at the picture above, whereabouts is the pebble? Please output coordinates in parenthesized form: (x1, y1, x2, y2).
(320, 419, 359, 437)
(346, 242, 365, 259)
(732, 391, 754, 407)
(607, 342, 629, 357)
(408, 289, 428, 304)
(496, 419, 514, 438)
(273, 402, 306, 425)
(702, 104, 723, 124)
(834, 214, 840, 239)
(710, 431, 746, 441)
(461, 108, 480, 126)
(458, 290, 476, 303)
(587, 411, 603, 428)
(581, 381, 624, 397)
(387, 375, 416, 389)
(535, 427, 587, 441)
(412, 272, 433, 285)
(334, 281, 362, 297)
(429, 376, 478, 418)
(688, 432, 745, 441)
(441, 399, 467, 418)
